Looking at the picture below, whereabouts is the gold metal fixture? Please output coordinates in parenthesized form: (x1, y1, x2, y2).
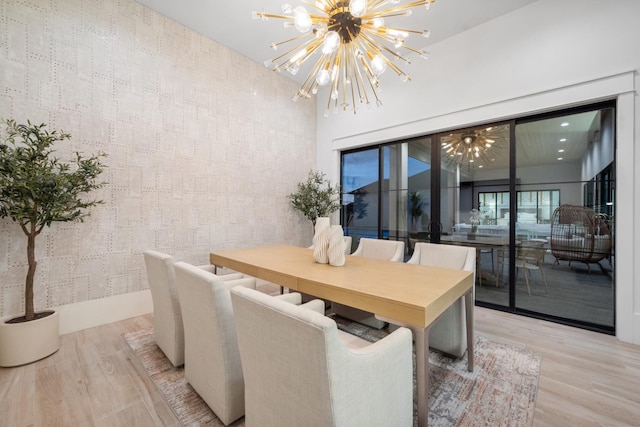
(441, 125, 509, 167)
(253, 0, 435, 116)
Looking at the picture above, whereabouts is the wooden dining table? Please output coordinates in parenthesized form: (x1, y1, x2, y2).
(210, 244, 475, 427)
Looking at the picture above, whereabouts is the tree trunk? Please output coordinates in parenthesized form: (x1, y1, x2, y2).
(25, 231, 37, 321)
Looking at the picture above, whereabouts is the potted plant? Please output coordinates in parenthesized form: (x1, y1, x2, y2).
(287, 169, 340, 228)
(0, 119, 107, 367)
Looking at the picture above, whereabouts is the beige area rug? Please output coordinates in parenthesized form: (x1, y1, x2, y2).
(123, 319, 540, 427)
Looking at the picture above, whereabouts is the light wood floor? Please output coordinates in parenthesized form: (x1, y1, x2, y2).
(1, 307, 639, 426)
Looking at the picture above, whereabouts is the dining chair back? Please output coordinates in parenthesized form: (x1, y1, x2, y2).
(230, 286, 413, 427)
(174, 262, 256, 425)
(143, 250, 244, 367)
(380, 242, 475, 358)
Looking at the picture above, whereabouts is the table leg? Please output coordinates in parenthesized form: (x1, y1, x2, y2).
(415, 325, 430, 427)
(464, 289, 474, 372)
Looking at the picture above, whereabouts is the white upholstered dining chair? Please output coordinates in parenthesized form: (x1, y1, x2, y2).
(142, 250, 245, 367)
(331, 238, 405, 328)
(377, 242, 476, 358)
(230, 286, 413, 427)
(174, 262, 324, 426)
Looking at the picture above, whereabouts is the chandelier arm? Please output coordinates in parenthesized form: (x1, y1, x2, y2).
(400, 45, 422, 55)
(291, 38, 324, 67)
(348, 41, 370, 106)
(267, 36, 317, 70)
(379, 26, 427, 36)
(329, 49, 342, 101)
(254, 12, 294, 20)
(297, 54, 331, 99)
(359, 31, 412, 65)
(355, 50, 382, 105)
(270, 33, 313, 50)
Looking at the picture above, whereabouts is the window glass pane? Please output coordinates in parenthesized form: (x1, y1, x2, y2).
(514, 108, 615, 327)
(341, 149, 379, 250)
(441, 124, 511, 307)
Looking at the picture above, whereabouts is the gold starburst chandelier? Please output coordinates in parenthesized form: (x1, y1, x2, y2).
(441, 125, 508, 167)
(253, 0, 435, 116)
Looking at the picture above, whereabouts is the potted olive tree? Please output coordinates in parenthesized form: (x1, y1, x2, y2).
(0, 119, 106, 367)
(287, 169, 340, 228)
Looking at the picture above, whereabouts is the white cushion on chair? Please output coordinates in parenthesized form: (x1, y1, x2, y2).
(143, 250, 248, 367)
(174, 262, 324, 425)
(231, 286, 413, 427)
(174, 262, 256, 425)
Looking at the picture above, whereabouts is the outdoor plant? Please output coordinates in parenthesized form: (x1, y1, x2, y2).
(287, 169, 340, 226)
(469, 208, 481, 233)
(0, 119, 107, 322)
(408, 191, 424, 231)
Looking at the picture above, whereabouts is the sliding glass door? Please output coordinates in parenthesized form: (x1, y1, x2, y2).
(440, 124, 512, 307)
(513, 106, 615, 328)
(339, 101, 616, 334)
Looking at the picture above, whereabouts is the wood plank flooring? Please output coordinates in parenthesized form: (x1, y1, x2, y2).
(1, 306, 639, 426)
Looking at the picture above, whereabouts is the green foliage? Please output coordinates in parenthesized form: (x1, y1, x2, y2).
(287, 170, 340, 225)
(408, 191, 424, 231)
(0, 119, 107, 321)
(408, 191, 424, 219)
(345, 188, 368, 227)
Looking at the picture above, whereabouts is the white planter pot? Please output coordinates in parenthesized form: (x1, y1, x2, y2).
(0, 310, 60, 367)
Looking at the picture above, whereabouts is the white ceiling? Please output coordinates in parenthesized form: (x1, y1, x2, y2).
(134, 0, 539, 84)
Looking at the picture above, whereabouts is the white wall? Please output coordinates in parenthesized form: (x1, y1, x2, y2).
(316, 0, 640, 344)
(0, 0, 316, 322)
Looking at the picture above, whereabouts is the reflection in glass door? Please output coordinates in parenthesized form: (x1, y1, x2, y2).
(514, 106, 615, 329)
(439, 124, 512, 307)
(339, 102, 616, 334)
(341, 148, 379, 253)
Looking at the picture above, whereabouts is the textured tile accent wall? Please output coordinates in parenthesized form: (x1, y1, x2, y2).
(0, 0, 317, 317)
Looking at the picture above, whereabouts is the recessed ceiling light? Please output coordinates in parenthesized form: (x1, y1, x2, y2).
(557, 157, 564, 160)
(479, 165, 484, 168)
(558, 149, 565, 153)
(561, 122, 569, 127)
(560, 138, 567, 142)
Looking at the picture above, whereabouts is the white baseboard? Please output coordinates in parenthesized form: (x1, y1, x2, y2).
(56, 290, 153, 335)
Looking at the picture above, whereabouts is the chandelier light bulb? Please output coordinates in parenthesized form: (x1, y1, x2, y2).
(316, 69, 331, 86)
(350, 0, 367, 18)
(293, 6, 311, 32)
(322, 31, 341, 54)
(372, 18, 384, 28)
(371, 55, 387, 75)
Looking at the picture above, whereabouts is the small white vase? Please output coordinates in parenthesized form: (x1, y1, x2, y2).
(313, 217, 331, 264)
(328, 225, 346, 267)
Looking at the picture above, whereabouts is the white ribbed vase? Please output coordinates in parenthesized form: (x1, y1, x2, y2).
(328, 225, 346, 267)
(312, 217, 331, 264)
